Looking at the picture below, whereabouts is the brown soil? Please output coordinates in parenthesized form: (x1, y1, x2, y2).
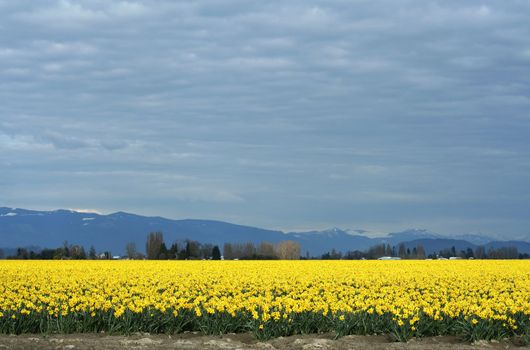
(0, 333, 527, 350)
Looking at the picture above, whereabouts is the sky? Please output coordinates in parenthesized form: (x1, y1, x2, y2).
(1, 1, 530, 239)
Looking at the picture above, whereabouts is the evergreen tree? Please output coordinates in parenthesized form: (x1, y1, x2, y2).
(168, 242, 179, 259)
(212, 245, 221, 260)
(159, 243, 168, 259)
(89, 245, 97, 259)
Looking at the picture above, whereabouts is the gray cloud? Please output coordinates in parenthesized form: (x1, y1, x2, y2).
(1, 0, 530, 238)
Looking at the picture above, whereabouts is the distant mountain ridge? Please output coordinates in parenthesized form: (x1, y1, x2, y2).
(1, 207, 529, 256)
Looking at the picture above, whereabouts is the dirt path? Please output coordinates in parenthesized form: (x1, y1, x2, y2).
(0, 333, 527, 350)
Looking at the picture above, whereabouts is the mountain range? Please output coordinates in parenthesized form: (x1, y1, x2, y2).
(1, 207, 529, 256)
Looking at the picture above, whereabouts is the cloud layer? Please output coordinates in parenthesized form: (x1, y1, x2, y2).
(1, 0, 530, 238)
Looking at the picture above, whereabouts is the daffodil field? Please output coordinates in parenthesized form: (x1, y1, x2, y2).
(1, 260, 529, 342)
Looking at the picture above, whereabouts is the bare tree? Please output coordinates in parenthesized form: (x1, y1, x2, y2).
(474, 246, 486, 259)
(125, 242, 138, 259)
(70, 245, 87, 259)
(416, 245, 426, 259)
(366, 244, 386, 259)
(231, 243, 243, 259)
(200, 243, 213, 259)
(398, 243, 406, 258)
(243, 242, 256, 258)
(146, 232, 164, 259)
(276, 240, 301, 260)
(223, 243, 234, 259)
(257, 241, 276, 258)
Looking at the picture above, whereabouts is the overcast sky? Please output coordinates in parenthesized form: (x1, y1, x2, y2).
(1, 0, 529, 238)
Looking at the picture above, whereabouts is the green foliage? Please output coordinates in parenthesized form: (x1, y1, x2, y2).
(0, 309, 528, 344)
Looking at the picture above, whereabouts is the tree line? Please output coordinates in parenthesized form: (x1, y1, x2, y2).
(143, 231, 301, 260)
(1, 231, 302, 260)
(2, 242, 110, 260)
(319, 243, 528, 260)
(2, 235, 527, 260)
